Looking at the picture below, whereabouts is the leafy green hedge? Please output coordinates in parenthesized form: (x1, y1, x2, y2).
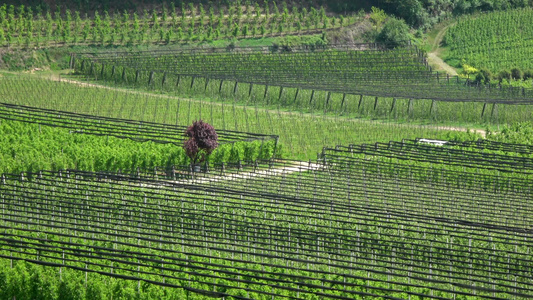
(0, 119, 278, 174)
(0, 259, 187, 300)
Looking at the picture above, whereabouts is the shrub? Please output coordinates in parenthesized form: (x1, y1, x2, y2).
(523, 69, 533, 80)
(377, 18, 410, 48)
(497, 69, 511, 82)
(510, 67, 523, 80)
(369, 6, 387, 28)
(462, 64, 479, 76)
(474, 68, 492, 84)
(183, 120, 218, 165)
(392, 0, 429, 28)
(474, 72, 486, 84)
(486, 122, 533, 145)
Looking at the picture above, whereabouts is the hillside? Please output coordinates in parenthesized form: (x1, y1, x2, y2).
(1, 1, 533, 299)
(0, 1, 351, 49)
(443, 8, 533, 74)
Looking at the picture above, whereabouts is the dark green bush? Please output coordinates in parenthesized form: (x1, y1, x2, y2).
(474, 68, 492, 84)
(497, 69, 511, 82)
(377, 18, 410, 48)
(523, 69, 533, 80)
(510, 67, 523, 80)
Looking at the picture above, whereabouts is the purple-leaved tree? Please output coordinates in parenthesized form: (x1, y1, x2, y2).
(183, 120, 219, 165)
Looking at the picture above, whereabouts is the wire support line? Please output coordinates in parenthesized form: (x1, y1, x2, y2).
(72, 45, 533, 104)
(3, 167, 533, 244)
(0, 102, 277, 145)
(198, 162, 533, 226)
(2, 173, 528, 288)
(325, 144, 533, 175)
(0, 221, 529, 299)
(410, 138, 533, 155)
(0, 238, 444, 300)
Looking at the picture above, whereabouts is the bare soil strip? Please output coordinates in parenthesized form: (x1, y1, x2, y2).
(427, 23, 458, 76)
(176, 161, 323, 185)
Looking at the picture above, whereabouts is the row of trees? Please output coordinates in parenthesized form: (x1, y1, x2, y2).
(1, 0, 329, 15)
(474, 67, 533, 84)
(3, 0, 532, 30)
(0, 2, 353, 47)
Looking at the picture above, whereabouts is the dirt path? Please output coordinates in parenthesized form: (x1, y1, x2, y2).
(427, 23, 458, 76)
(434, 125, 486, 138)
(430, 23, 450, 52)
(176, 161, 323, 185)
(427, 52, 458, 76)
(132, 161, 324, 187)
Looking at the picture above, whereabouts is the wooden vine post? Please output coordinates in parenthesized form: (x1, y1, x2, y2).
(264, 85, 269, 102)
(430, 99, 437, 118)
(176, 75, 181, 89)
(248, 83, 254, 97)
(491, 103, 498, 121)
(481, 102, 487, 118)
(325, 92, 331, 111)
(148, 71, 155, 85)
(340, 93, 346, 112)
(309, 90, 315, 106)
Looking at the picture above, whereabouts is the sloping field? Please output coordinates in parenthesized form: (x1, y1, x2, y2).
(76, 45, 533, 103)
(444, 8, 533, 72)
(1, 149, 532, 298)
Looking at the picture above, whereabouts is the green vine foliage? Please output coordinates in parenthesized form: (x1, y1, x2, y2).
(486, 122, 533, 145)
(0, 119, 278, 174)
(0, 2, 352, 48)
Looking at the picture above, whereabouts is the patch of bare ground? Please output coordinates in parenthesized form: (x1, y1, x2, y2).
(427, 23, 458, 76)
